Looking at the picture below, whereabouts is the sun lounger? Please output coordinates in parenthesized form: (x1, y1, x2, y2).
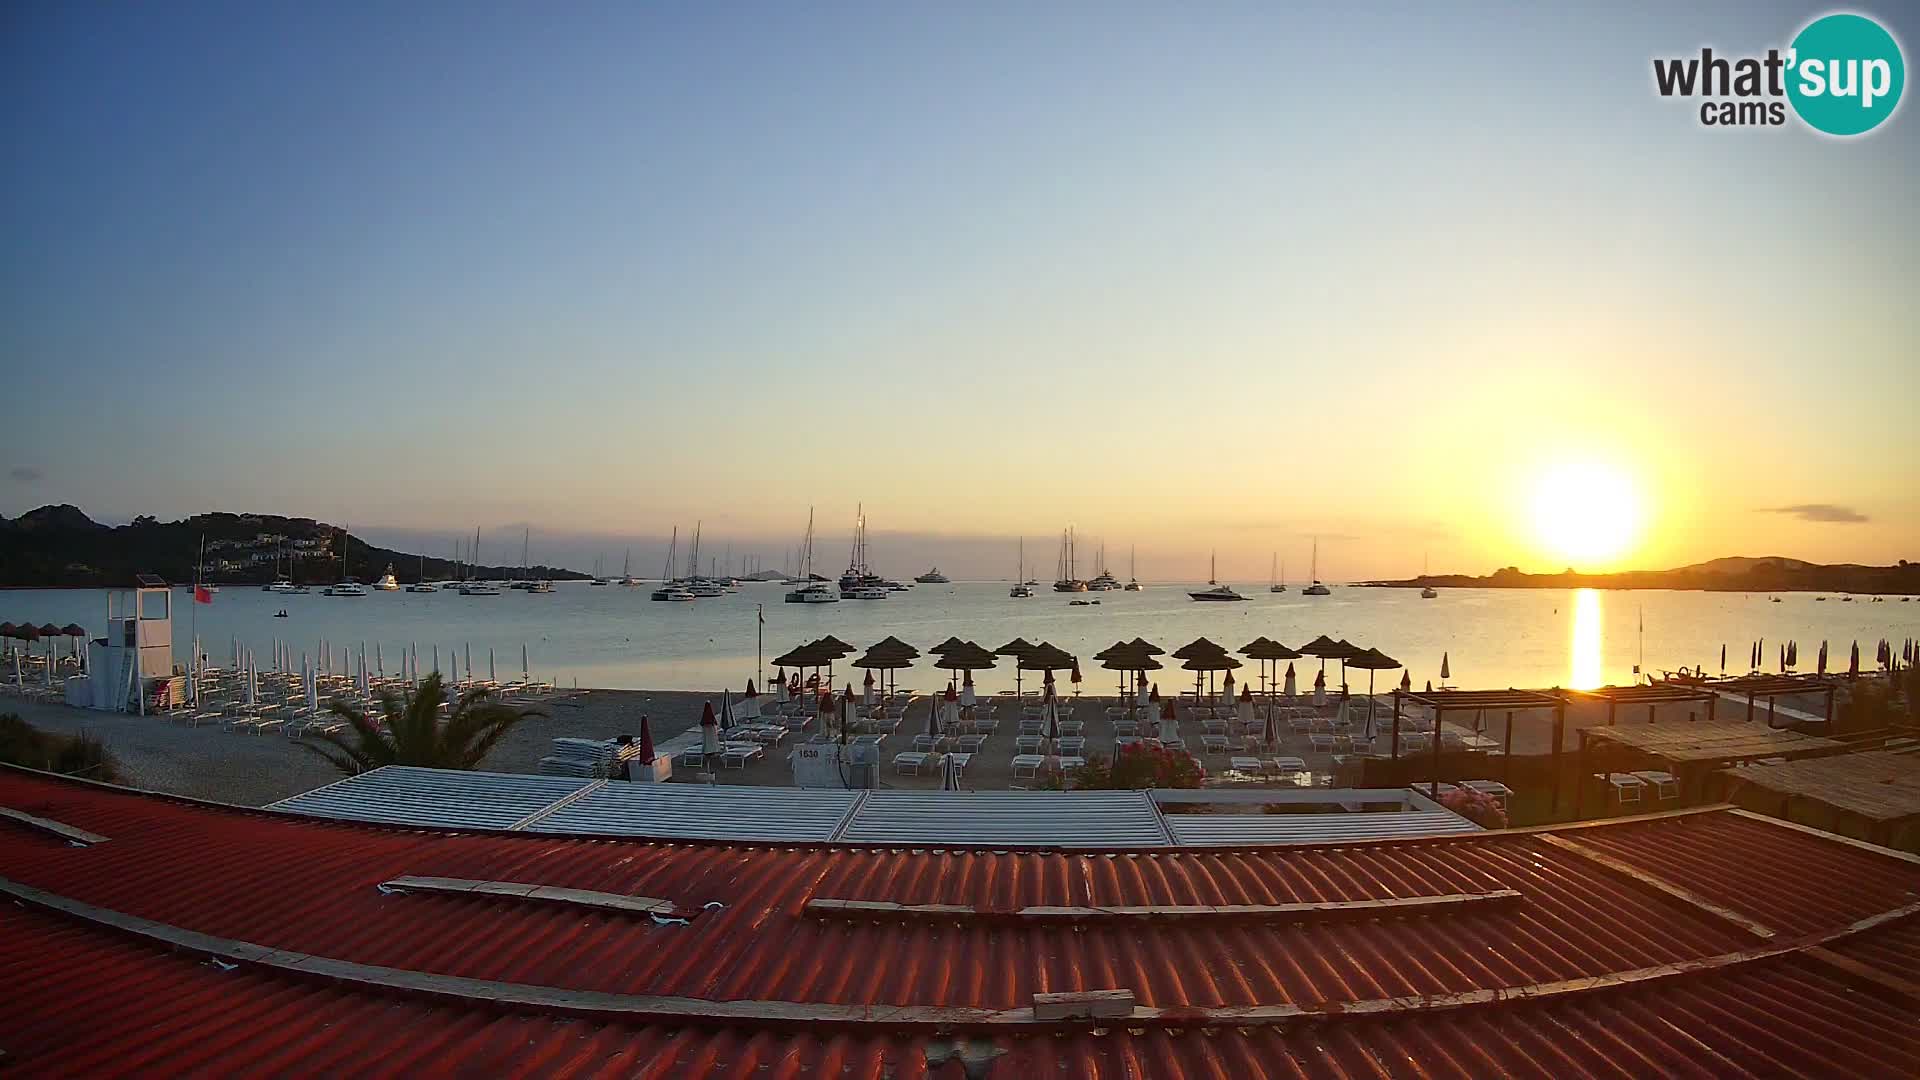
(945, 752, 972, 777)
(1015, 734, 1045, 753)
(1113, 719, 1138, 736)
(1461, 779, 1513, 808)
(1629, 770, 1678, 801)
(1273, 756, 1308, 773)
(1058, 755, 1087, 770)
(911, 734, 937, 753)
(1229, 755, 1264, 773)
(1288, 716, 1314, 735)
(1057, 736, 1086, 755)
(1011, 753, 1046, 779)
(1057, 720, 1084, 736)
(1605, 772, 1646, 805)
(677, 747, 708, 769)
(1309, 733, 1336, 753)
(893, 751, 930, 775)
(1017, 718, 1045, 736)
(957, 734, 988, 753)
(1160, 736, 1186, 751)
(1201, 734, 1230, 753)
(721, 744, 764, 768)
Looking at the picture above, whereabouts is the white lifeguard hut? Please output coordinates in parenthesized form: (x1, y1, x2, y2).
(90, 575, 174, 712)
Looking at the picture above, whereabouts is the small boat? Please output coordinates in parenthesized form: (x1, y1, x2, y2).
(1189, 552, 1248, 601)
(1816, 596, 1827, 601)
(1011, 538, 1034, 598)
(374, 565, 401, 591)
(785, 581, 839, 604)
(1269, 554, 1286, 594)
(1771, 596, 1781, 603)
(1421, 586, 1438, 599)
(1302, 537, 1332, 596)
(458, 582, 501, 596)
(1125, 546, 1142, 591)
(405, 555, 437, 592)
(844, 585, 888, 600)
(324, 579, 368, 597)
(651, 584, 696, 601)
(915, 567, 950, 583)
(524, 578, 554, 593)
(1069, 598, 1101, 606)
(273, 609, 288, 618)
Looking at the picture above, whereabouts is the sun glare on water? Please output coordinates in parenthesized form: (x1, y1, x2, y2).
(1530, 461, 1645, 567)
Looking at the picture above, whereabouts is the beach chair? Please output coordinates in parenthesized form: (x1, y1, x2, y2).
(1058, 755, 1087, 770)
(1057, 719, 1084, 737)
(1201, 719, 1228, 736)
(1273, 756, 1308, 774)
(1011, 753, 1046, 780)
(892, 751, 930, 776)
(677, 747, 708, 770)
(945, 752, 972, 778)
(1288, 716, 1315, 735)
(1605, 773, 1646, 806)
(1229, 755, 1264, 774)
(957, 734, 988, 753)
(1017, 718, 1045, 736)
(1015, 734, 1045, 754)
(1160, 736, 1186, 751)
(1629, 770, 1679, 801)
(1201, 734, 1230, 754)
(1309, 733, 1336, 754)
(911, 734, 937, 753)
(1116, 735, 1141, 750)
(721, 744, 764, 769)
(1057, 736, 1086, 755)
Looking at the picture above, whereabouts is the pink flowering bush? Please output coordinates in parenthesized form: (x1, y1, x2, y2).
(1069, 742, 1205, 790)
(1439, 787, 1508, 829)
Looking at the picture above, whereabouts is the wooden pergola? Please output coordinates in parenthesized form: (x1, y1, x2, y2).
(1562, 683, 1720, 727)
(1697, 674, 1840, 728)
(1718, 749, 1920, 850)
(1575, 720, 1845, 818)
(1395, 688, 1565, 804)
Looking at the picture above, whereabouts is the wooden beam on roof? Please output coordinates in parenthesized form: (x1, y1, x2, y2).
(0, 805, 107, 846)
(380, 876, 679, 918)
(805, 890, 1523, 925)
(1536, 834, 1775, 941)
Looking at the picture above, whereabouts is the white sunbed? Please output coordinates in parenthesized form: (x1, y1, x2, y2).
(1629, 770, 1678, 801)
(721, 743, 764, 769)
(1058, 755, 1087, 770)
(1201, 734, 1230, 753)
(1011, 753, 1046, 779)
(893, 751, 930, 775)
(1229, 755, 1265, 773)
(1273, 756, 1308, 773)
(1461, 779, 1514, 807)
(1606, 773, 1646, 805)
(1015, 734, 1046, 753)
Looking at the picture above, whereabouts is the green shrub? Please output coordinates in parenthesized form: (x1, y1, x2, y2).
(0, 713, 121, 782)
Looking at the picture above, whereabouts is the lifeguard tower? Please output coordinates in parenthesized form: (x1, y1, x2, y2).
(91, 574, 173, 712)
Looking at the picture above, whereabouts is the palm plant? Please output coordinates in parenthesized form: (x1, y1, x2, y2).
(302, 672, 545, 775)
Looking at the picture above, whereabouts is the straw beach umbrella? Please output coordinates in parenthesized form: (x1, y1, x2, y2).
(854, 637, 919, 701)
(1345, 647, 1402, 738)
(1180, 650, 1241, 706)
(995, 637, 1038, 697)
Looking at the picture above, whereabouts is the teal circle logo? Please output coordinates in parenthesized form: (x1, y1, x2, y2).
(1787, 13, 1905, 135)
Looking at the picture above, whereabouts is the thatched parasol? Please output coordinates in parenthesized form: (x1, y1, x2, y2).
(1180, 649, 1241, 703)
(1242, 637, 1304, 723)
(996, 637, 1038, 695)
(1099, 642, 1162, 710)
(1129, 637, 1166, 656)
(854, 638, 919, 698)
(1344, 647, 1402, 737)
(1017, 642, 1075, 673)
(928, 636, 967, 656)
(1171, 636, 1227, 660)
(936, 641, 997, 702)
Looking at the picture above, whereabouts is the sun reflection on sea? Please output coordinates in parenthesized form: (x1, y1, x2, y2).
(1570, 588, 1603, 689)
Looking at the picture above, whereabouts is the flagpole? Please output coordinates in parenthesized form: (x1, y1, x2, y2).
(756, 603, 764, 690)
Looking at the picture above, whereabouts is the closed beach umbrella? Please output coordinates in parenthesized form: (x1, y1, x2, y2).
(375, 641, 383, 677)
(1283, 662, 1297, 699)
(1236, 682, 1255, 737)
(700, 701, 719, 767)
(1849, 640, 1860, 677)
(863, 670, 876, 707)
(522, 643, 530, 685)
(1440, 652, 1451, 684)
(1720, 643, 1726, 674)
(940, 749, 962, 790)
(432, 644, 440, 676)
(1400, 670, 1412, 692)
(638, 714, 655, 763)
(776, 672, 789, 704)
(961, 669, 976, 707)
(936, 684, 958, 739)
(1312, 667, 1327, 708)
(1819, 640, 1828, 675)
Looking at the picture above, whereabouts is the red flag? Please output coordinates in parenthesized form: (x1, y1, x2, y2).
(194, 585, 213, 604)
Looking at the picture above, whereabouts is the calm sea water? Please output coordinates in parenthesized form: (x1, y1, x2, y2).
(3, 583, 1911, 694)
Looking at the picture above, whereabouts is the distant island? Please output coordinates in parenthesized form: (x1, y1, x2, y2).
(0, 505, 588, 587)
(1360, 556, 1919, 595)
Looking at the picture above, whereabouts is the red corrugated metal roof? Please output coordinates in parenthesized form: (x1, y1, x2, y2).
(3, 767, 1918, 1077)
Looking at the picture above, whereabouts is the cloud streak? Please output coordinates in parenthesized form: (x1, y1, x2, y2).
(1760, 503, 1869, 524)
(8, 466, 42, 485)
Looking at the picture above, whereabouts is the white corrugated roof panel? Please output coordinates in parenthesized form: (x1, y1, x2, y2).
(536, 783, 862, 842)
(268, 767, 596, 831)
(1164, 810, 1480, 847)
(836, 790, 1172, 847)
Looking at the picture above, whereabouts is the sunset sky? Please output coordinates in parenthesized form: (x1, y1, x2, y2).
(3, 3, 1915, 580)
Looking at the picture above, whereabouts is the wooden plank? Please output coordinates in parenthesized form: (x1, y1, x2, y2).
(3, 873, 1916, 1034)
(381, 876, 675, 916)
(1727, 808, 1920, 868)
(1537, 834, 1775, 940)
(805, 889, 1524, 924)
(1800, 947, 1920, 1004)
(1033, 989, 1134, 1020)
(0, 805, 107, 845)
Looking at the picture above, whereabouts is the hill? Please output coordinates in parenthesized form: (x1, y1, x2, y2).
(0, 506, 587, 587)
(1360, 557, 1918, 595)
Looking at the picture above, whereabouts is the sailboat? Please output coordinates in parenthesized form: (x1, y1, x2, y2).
(591, 556, 610, 585)
(406, 554, 437, 592)
(785, 508, 838, 603)
(264, 540, 297, 592)
(1052, 528, 1087, 592)
(1302, 538, 1332, 596)
(1189, 551, 1247, 601)
(459, 527, 501, 594)
(1269, 553, 1286, 594)
(619, 548, 641, 587)
(1087, 542, 1120, 590)
(1420, 552, 1437, 599)
(652, 528, 696, 601)
(1125, 545, 1142, 590)
(324, 526, 369, 595)
(1010, 538, 1033, 598)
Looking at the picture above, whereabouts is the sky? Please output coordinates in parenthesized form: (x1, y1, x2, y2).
(3, 2, 1915, 581)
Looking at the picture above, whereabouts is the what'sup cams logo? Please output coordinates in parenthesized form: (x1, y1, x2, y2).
(1654, 12, 1904, 135)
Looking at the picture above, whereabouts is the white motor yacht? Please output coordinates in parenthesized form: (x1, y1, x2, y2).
(525, 579, 554, 593)
(405, 581, 438, 593)
(459, 582, 502, 596)
(650, 583, 696, 601)
(265, 576, 297, 594)
(843, 585, 888, 599)
(914, 567, 951, 584)
(374, 565, 401, 591)
(324, 579, 369, 597)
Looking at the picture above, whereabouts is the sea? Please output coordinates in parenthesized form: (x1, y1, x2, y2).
(1, 582, 1911, 695)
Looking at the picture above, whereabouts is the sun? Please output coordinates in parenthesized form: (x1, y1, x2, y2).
(1529, 461, 1645, 567)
